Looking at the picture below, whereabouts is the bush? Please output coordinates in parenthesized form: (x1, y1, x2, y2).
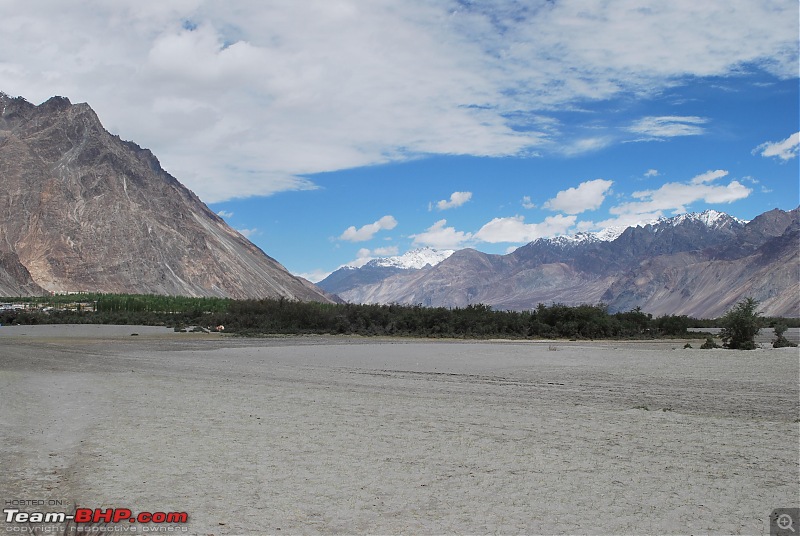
(719, 298, 762, 350)
(700, 337, 720, 349)
(772, 324, 798, 348)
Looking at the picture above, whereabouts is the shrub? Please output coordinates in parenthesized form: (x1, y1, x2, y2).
(772, 324, 798, 348)
(719, 298, 762, 350)
(700, 337, 719, 349)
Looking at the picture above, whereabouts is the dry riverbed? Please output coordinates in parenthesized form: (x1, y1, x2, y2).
(1, 325, 798, 535)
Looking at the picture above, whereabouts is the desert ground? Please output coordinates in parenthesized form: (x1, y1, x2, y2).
(1, 325, 798, 535)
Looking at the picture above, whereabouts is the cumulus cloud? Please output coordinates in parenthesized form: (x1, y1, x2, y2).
(755, 132, 800, 160)
(434, 191, 472, 211)
(0, 1, 795, 201)
(216, 210, 233, 218)
(609, 170, 751, 217)
(339, 215, 398, 242)
(543, 179, 614, 214)
(474, 214, 577, 243)
(411, 220, 473, 249)
(644, 169, 660, 178)
(628, 116, 708, 139)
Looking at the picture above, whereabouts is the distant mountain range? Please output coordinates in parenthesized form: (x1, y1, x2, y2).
(319, 247, 453, 298)
(319, 208, 800, 318)
(0, 92, 332, 302)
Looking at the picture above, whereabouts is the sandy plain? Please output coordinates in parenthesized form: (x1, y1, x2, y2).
(1, 325, 798, 535)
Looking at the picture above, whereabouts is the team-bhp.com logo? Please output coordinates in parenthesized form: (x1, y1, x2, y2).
(4, 507, 188, 531)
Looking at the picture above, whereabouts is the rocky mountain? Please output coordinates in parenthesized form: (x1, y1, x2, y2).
(0, 92, 332, 302)
(327, 209, 799, 318)
(317, 247, 453, 299)
(0, 252, 43, 296)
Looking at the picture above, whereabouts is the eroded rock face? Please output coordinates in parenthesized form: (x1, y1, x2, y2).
(0, 93, 331, 302)
(0, 251, 43, 296)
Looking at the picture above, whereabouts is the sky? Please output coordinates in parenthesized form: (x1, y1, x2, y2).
(1, 0, 798, 282)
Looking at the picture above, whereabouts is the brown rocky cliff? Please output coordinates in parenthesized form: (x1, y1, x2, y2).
(0, 93, 331, 301)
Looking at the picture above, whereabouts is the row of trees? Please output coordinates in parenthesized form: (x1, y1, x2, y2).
(0, 297, 700, 339)
(1, 294, 793, 348)
(94, 294, 230, 314)
(219, 300, 699, 339)
(0, 293, 230, 313)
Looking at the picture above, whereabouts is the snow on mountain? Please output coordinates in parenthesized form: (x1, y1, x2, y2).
(317, 247, 456, 297)
(532, 228, 622, 248)
(663, 209, 748, 228)
(536, 210, 746, 248)
(366, 247, 454, 269)
(592, 225, 628, 242)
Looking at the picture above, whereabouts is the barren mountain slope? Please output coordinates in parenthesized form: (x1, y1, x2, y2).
(0, 93, 331, 301)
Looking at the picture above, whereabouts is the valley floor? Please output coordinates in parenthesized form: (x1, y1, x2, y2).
(1, 326, 798, 535)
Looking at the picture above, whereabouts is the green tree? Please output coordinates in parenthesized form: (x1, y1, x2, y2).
(719, 297, 762, 350)
(772, 323, 798, 348)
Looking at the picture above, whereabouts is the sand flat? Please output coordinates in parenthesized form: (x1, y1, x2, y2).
(1, 325, 798, 535)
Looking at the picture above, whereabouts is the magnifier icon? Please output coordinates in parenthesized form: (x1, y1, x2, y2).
(778, 513, 796, 533)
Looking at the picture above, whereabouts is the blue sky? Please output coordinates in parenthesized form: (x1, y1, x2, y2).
(1, 1, 798, 281)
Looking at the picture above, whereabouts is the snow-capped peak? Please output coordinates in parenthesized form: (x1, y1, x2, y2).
(367, 247, 454, 269)
(532, 209, 745, 248)
(592, 225, 628, 242)
(534, 226, 626, 247)
(660, 209, 747, 228)
(544, 232, 599, 246)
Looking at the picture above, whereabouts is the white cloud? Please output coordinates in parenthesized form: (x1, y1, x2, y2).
(371, 246, 399, 256)
(690, 169, 729, 184)
(576, 212, 665, 234)
(644, 169, 659, 178)
(411, 220, 473, 249)
(343, 246, 401, 268)
(0, 1, 795, 201)
(543, 179, 614, 214)
(755, 132, 800, 161)
(521, 196, 536, 209)
(295, 269, 333, 284)
(474, 214, 577, 244)
(236, 227, 258, 238)
(216, 210, 233, 218)
(610, 170, 751, 217)
(339, 215, 398, 242)
(559, 137, 614, 156)
(434, 191, 472, 211)
(628, 116, 708, 139)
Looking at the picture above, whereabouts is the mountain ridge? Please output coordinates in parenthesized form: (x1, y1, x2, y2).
(322, 207, 799, 317)
(0, 92, 332, 302)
